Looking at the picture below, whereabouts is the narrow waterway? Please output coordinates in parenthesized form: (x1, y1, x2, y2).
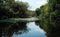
(13, 22, 46, 37)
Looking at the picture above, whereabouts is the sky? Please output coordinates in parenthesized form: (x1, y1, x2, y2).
(16, 0, 48, 11)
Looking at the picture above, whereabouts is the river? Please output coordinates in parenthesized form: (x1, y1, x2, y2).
(0, 21, 46, 37)
(12, 22, 46, 37)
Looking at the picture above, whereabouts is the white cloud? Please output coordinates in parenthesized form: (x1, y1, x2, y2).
(16, 0, 47, 10)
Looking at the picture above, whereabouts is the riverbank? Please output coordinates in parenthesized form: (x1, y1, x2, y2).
(0, 17, 39, 23)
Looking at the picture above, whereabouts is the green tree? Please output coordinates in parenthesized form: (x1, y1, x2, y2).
(0, 0, 29, 19)
(14, 1, 29, 18)
(36, 0, 60, 37)
(35, 8, 41, 16)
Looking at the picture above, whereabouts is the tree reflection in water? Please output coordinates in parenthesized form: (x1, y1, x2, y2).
(0, 22, 28, 37)
(35, 20, 44, 30)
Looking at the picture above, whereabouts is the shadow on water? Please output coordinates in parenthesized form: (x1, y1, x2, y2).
(0, 21, 46, 37)
(0, 22, 28, 37)
(35, 20, 43, 28)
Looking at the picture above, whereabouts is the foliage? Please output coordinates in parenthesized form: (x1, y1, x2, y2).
(35, 0, 60, 37)
(35, 8, 41, 16)
(27, 10, 36, 17)
(0, 0, 31, 19)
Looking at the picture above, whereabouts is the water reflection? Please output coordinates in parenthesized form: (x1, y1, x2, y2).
(35, 20, 43, 28)
(0, 22, 28, 37)
(0, 21, 46, 37)
(35, 20, 41, 25)
(13, 22, 46, 37)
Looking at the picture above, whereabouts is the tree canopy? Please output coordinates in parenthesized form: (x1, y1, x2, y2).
(35, 0, 60, 37)
(0, 0, 30, 19)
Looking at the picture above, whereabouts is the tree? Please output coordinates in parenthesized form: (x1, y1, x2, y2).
(36, 0, 60, 37)
(0, 0, 29, 19)
(35, 8, 41, 16)
(14, 1, 29, 18)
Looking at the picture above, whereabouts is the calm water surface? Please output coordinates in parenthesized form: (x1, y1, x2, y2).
(12, 22, 46, 37)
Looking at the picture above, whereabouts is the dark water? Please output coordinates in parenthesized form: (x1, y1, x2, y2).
(0, 22, 46, 37)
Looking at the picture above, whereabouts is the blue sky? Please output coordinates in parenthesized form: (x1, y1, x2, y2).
(16, 0, 47, 11)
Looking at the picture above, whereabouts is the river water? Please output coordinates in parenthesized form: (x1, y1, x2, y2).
(1, 21, 46, 37)
(12, 22, 46, 37)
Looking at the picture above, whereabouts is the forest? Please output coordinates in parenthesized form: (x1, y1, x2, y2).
(0, 0, 60, 37)
(35, 0, 60, 37)
(0, 0, 35, 19)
